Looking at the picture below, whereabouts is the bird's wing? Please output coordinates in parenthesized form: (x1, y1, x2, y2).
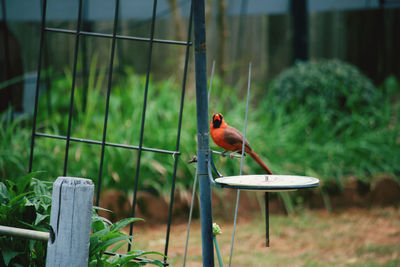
(224, 126, 252, 151)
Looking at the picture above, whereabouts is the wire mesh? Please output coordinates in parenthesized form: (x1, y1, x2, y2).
(28, 0, 194, 264)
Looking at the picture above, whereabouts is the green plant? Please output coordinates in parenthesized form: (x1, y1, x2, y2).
(0, 172, 52, 267)
(0, 116, 32, 179)
(1, 59, 399, 213)
(212, 222, 223, 267)
(90, 208, 164, 266)
(271, 59, 380, 124)
(0, 173, 165, 266)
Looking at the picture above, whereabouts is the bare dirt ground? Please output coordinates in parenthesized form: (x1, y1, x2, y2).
(129, 207, 400, 267)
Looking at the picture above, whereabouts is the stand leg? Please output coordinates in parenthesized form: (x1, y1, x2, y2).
(265, 192, 270, 247)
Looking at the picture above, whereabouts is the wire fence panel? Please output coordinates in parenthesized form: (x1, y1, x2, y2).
(28, 0, 194, 264)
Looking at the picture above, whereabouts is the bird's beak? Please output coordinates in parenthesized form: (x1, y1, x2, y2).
(212, 114, 222, 128)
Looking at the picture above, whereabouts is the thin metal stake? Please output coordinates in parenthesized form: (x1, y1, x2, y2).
(208, 60, 216, 103)
(228, 62, 252, 267)
(63, 0, 84, 176)
(29, 0, 47, 172)
(128, 0, 158, 250)
(163, 0, 194, 263)
(95, 0, 120, 206)
(182, 167, 198, 267)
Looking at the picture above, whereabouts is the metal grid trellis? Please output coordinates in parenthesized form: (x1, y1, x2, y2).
(28, 0, 193, 264)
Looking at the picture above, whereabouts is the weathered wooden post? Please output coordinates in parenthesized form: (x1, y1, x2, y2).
(46, 177, 94, 267)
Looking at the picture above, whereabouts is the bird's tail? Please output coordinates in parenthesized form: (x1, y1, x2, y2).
(248, 150, 273, 174)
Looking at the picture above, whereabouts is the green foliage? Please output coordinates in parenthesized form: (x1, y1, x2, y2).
(0, 173, 164, 266)
(0, 59, 399, 212)
(0, 116, 32, 179)
(0, 172, 52, 267)
(271, 59, 379, 123)
(13, 58, 198, 195)
(263, 64, 400, 184)
(89, 210, 164, 266)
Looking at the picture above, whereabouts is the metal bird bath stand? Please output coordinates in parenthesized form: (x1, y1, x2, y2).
(209, 152, 319, 192)
(208, 150, 319, 250)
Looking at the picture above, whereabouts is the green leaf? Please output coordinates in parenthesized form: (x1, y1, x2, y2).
(124, 262, 140, 267)
(93, 206, 113, 213)
(0, 182, 10, 202)
(18, 220, 49, 232)
(92, 214, 113, 226)
(9, 191, 33, 207)
(90, 226, 113, 239)
(34, 213, 49, 226)
(106, 254, 121, 265)
(127, 250, 165, 258)
(89, 259, 98, 267)
(110, 217, 143, 233)
(92, 219, 107, 233)
(90, 235, 134, 256)
(109, 242, 126, 254)
(121, 251, 165, 266)
(2, 249, 21, 266)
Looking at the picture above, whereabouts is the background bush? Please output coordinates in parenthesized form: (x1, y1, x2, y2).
(272, 59, 380, 124)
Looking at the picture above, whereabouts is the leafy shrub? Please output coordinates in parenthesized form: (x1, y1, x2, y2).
(0, 173, 164, 266)
(271, 59, 380, 123)
(90, 211, 163, 266)
(0, 172, 52, 267)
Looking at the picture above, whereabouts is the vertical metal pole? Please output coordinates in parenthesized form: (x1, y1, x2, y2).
(163, 1, 194, 264)
(233, 0, 248, 75)
(378, 0, 386, 85)
(128, 0, 158, 250)
(81, 0, 92, 113)
(41, 0, 51, 116)
(228, 62, 252, 266)
(291, 0, 308, 61)
(95, 0, 120, 206)
(29, 0, 47, 172)
(193, 0, 214, 266)
(265, 192, 270, 247)
(63, 0, 84, 176)
(1, 0, 12, 119)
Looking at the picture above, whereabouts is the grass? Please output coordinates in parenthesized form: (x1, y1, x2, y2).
(0, 59, 399, 207)
(127, 207, 400, 267)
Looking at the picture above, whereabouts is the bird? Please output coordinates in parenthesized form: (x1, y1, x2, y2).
(210, 113, 272, 174)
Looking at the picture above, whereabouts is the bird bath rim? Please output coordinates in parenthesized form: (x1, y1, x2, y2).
(214, 174, 319, 191)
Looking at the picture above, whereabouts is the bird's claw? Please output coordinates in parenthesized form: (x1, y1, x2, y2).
(188, 155, 197, 164)
(231, 150, 245, 159)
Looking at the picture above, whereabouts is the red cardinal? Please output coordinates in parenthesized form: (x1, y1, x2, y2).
(210, 113, 272, 174)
